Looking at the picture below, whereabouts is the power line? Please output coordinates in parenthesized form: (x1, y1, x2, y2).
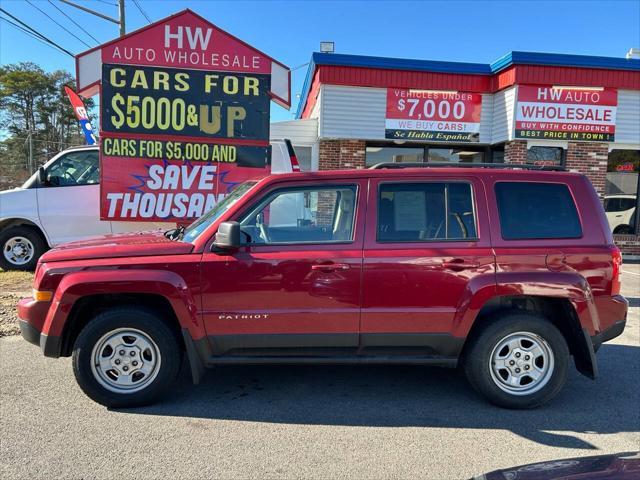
(93, 0, 118, 6)
(5, 137, 86, 146)
(25, 0, 92, 48)
(0, 16, 47, 44)
(132, 0, 151, 24)
(0, 15, 74, 57)
(48, 0, 100, 44)
(0, 8, 75, 57)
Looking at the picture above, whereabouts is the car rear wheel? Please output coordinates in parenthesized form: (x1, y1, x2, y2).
(463, 313, 569, 409)
(72, 307, 181, 408)
(0, 226, 46, 271)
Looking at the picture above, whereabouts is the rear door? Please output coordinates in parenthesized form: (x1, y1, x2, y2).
(360, 175, 495, 356)
(200, 179, 367, 355)
(36, 149, 111, 245)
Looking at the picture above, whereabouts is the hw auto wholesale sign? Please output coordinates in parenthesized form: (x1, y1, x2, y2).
(74, 9, 290, 222)
(515, 85, 617, 142)
(386, 89, 482, 142)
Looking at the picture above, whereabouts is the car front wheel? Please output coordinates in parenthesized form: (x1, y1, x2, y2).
(0, 226, 46, 271)
(72, 307, 181, 408)
(463, 313, 569, 409)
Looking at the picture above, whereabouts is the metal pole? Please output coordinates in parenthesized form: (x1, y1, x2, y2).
(119, 0, 126, 36)
(59, 0, 120, 25)
(28, 132, 34, 174)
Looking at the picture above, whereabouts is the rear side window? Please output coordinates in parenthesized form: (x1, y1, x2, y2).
(495, 182, 582, 240)
(377, 182, 477, 242)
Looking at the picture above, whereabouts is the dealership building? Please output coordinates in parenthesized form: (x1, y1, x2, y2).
(271, 50, 640, 254)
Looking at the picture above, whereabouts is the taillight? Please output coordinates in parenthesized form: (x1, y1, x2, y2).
(290, 154, 301, 172)
(611, 246, 622, 295)
(284, 139, 301, 172)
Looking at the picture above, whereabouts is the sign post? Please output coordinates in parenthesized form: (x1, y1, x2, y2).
(74, 9, 290, 222)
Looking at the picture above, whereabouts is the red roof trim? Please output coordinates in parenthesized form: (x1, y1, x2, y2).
(300, 63, 640, 118)
(301, 70, 322, 118)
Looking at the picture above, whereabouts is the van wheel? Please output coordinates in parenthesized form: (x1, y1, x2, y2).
(463, 313, 569, 409)
(613, 225, 633, 235)
(0, 226, 45, 271)
(72, 307, 181, 408)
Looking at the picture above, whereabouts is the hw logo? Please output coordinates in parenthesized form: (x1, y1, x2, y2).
(164, 25, 212, 50)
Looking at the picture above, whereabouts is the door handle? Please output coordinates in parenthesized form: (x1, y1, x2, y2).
(311, 263, 351, 272)
(442, 259, 480, 270)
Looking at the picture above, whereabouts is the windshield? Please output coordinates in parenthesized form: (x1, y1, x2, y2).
(182, 181, 257, 243)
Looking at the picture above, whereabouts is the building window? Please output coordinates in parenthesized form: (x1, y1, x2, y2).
(526, 146, 564, 166)
(366, 146, 424, 167)
(605, 150, 639, 235)
(428, 148, 484, 163)
(293, 146, 312, 171)
(491, 144, 505, 163)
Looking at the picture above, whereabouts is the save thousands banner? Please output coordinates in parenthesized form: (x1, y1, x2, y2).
(74, 9, 290, 222)
(386, 89, 482, 142)
(515, 85, 617, 142)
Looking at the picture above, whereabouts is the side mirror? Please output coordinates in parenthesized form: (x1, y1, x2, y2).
(213, 221, 241, 251)
(37, 167, 47, 185)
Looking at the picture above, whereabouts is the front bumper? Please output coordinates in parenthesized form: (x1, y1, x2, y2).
(19, 319, 41, 347)
(17, 297, 61, 357)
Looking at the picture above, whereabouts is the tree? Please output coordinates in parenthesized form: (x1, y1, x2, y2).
(0, 62, 95, 189)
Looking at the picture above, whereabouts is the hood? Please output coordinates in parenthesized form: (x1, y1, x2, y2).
(478, 451, 639, 480)
(40, 230, 194, 263)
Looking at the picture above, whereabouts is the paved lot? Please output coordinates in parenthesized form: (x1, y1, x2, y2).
(1, 266, 638, 479)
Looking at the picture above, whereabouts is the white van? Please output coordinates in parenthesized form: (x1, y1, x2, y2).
(0, 140, 300, 270)
(604, 194, 637, 235)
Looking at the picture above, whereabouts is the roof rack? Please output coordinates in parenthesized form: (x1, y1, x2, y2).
(369, 162, 567, 172)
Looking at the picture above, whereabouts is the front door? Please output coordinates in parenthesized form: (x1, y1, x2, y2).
(200, 180, 366, 356)
(361, 177, 495, 357)
(37, 150, 111, 245)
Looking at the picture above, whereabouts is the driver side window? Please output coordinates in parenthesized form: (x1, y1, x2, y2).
(45, 151, 99, 187)
(239, 185, 357, 245)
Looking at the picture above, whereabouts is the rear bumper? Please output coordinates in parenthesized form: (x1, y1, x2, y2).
(17, 298, 61, 358)
(591, 319, 626, 352)
(590, 294, 628, 352)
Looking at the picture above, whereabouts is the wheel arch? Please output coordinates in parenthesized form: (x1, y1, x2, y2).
(59, 293, 185, 357)
(461, 295, 597, 379)
(42, 269, 203, 357)
(0, 218, 51, 247)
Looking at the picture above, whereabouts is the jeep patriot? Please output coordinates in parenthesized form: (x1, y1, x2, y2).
(18, 165, 628, 408)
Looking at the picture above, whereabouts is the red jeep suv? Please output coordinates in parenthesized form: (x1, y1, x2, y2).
(17, 165, 628, 409)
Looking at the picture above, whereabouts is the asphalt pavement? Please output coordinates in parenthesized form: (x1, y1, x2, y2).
(1, 266, 638, 479)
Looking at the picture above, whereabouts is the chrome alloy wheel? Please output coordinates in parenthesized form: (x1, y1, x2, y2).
(489, 331, 554, 396)
(3, 236, 34, 266)
(90, 328, 161, 394)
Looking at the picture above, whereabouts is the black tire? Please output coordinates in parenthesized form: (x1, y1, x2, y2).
(463, 312, 569, 409)
(0, 226, 46, 271)
(72, 307, 182, 408)
(613, 225, 633, 235)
